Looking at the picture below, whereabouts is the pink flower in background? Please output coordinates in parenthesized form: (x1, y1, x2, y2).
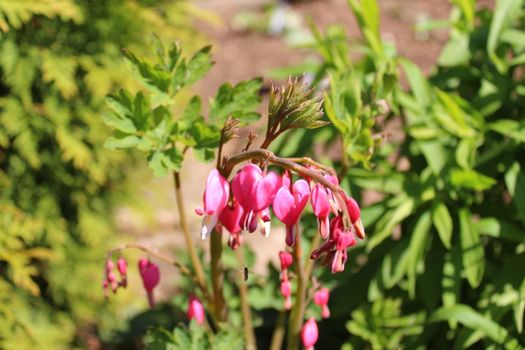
(311, 183, 331, 239)
(187, 294, 206, 325)
(232, 164, 281, 235)
(279, 251, 293, 271)
(138, 258, 160, 308)
(195, 169, 230, 239)
(301, 318, 319, 350)
(345, 195, 365, 239)
(220, 199, 244, 250)
(273, 179, 310, 246)
(314, 288, 330, 319)
(117, 257, 127, 288)
(103, 259, 118, 295)
(280, 280, 292, 309)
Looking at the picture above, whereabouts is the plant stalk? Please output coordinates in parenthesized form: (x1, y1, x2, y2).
(210, 230, 227, 322)
(286, 224, 306, 350)
(269, 310, 287, 350)
(173, 172, 209, 300)
(235, 249, 257, 350)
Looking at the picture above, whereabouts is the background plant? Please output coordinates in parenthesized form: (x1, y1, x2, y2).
(0, 1, 206, 348)
(272, 0, 525, 348)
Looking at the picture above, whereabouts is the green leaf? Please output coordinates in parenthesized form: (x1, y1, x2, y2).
(101, 113, 136, 133)
(442, 248, 461, 329)
(185, 46, 213, 86)
(432, 202, 452, 249)
(104, 135, 141, 149)
(515, 278, 525, 333)
(450, 168, 496, 191)
(438, 33, 470, 66)
(476, 217, 525, 243)
(123, 49, 171, 96)
(505, 162, 525, 224)
(418, 141, 446, 174)
(400, 59, 432, 108)
(367, 196, 415, 251)
(183, 96, 202, 122)
(487, 0, 524, 73)
(407, 212, 432, 298)
(429, 304, 520, 347)
(209, 78, 262, 125)
(489, 119, 525, 143)
(459, 208, 484, 288)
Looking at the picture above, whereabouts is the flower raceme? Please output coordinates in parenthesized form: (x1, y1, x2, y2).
(196, 162, 365, 274)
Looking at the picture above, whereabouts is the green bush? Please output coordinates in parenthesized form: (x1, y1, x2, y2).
(0, 1, 204, 348)
(282, 0, 525, 348)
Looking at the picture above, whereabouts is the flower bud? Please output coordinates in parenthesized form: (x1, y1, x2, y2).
(187, 294, 206, 325)
(279, 251, 293, 271)
(301, 318, 319, 350)
(314, 288, 330, 319)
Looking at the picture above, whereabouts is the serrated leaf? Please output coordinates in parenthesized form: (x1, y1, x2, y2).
(185, 45, 213, 86)
(432, 202, 453, 249)
(183, 96, 202, 122)
(209, 78, 262, 125)
(101, 113, 136, 133)
(459, 208, 484, 288)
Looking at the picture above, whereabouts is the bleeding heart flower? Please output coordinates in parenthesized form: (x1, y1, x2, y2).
(187, 294, 206, 325)
(314, 287, 330, 319)
(138, 258, 160, 308)
(311, 183, 331, 239)
(301, 318, 319, 350)
(345, 195, 365, 239)
(219, 199, 244, 250)
(195, 169, 230, 239)
(117, 257, 128, 288)
(280, 280, 292, 310)
(310, 216, 356, 273)
(279, 251, 293, 271)
(232, 164, 281, 236)
(273, 179, 310, 246)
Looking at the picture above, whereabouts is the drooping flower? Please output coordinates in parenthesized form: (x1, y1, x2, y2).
(138, 258, 160, 308)
(273, 179, 310, 246)
(301, 318, 319, 350)
(279, 251, 293, 271)
(345, 195, 365, 239)
(187, 294, 206, 325)
(103, 259, 118, 295)
(195, 169, 230, 239)
(310, 216, 357, 273)
(314, 287, 330, 319)
(310, 183, 331, 239)
(117, 257, 128, 288)
(219, 199, 244, 250)
(280, 280, 292, 310)
(232, 164, 281, 235)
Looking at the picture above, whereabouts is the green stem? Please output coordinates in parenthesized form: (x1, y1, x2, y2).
(286, 224, 306, 350)
(269, 310, 287, 350)
(210, 230, 227, 322)
(173, 172, 209, 302)
(235, 249, 257, 350)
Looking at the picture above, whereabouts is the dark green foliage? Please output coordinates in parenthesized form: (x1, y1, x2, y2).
(0, 1, 203, 348)
(293, 0, 525, 348)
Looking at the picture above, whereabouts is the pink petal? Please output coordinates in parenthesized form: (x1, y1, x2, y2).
(203, 169, 229, 215)
(273, 187, 295, 224)
(254, 171, 280, 210)
(311, 184, 330, 218)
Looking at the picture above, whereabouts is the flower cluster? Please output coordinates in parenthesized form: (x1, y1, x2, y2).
(197, 163, 365, 273)
(279, 251, 293, 309)
(103, 257, 127, 297)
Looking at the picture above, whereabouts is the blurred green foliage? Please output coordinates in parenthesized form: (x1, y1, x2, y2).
(281, 0, 525, 348)
(0, 1, 206, 348)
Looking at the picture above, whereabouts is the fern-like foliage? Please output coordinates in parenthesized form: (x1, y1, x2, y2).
(0, 0, 206, 348)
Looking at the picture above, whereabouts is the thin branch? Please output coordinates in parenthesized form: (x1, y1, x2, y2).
(286, 223, 306, 350)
